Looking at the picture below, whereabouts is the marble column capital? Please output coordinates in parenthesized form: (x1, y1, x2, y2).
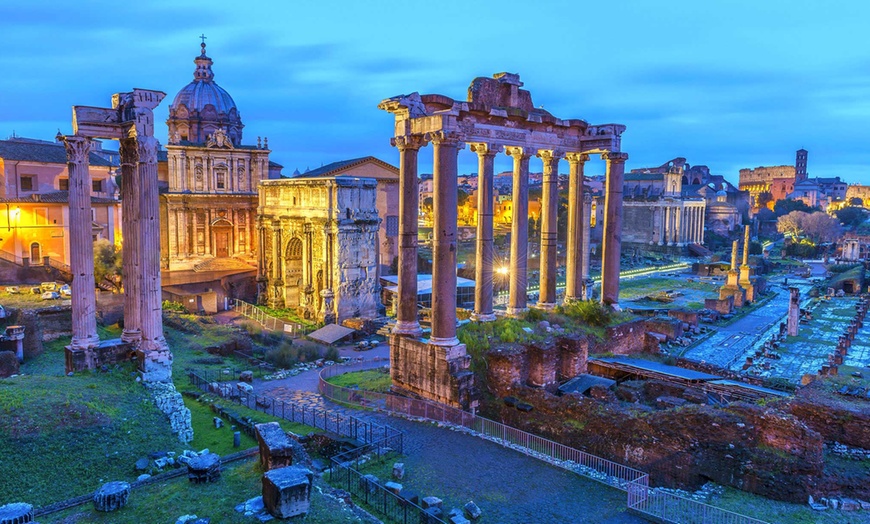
(119, 137, 138, 166)
(504, 146, 533, 160)
(137, 136, 159, 165)
(469, 142, 500, 157)
(61, 135, 91, 164)
(391, 134, 428, 151)
(536, 149, 564, 163)
(601, 151, 629, 164)
(565, 152, 590, 164)
(426, 130, 463, 148)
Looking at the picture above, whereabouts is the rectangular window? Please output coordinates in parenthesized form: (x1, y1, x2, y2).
(239, 230, 247, 252)
(92, 179, 103, 193)
(385, 215, 399, 237)
(34, 207, 48, 226)
(20, 176, 34, 191)
(59, 178, 69, 191)
(216, 173, 225, 190)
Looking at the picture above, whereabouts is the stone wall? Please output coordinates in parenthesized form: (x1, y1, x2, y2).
(621, 205, 656, 244)
(12, 306, 72, 360)
(488, 386, 824, 502)
(486, 336, 589, 397)
(589, 318, 680, 355)
(785, 385, 870, 450)
(667, 309, 699, 327)
(389, 336, 473, 409)
(0, 351, 19, 377)
(705, 296, 734, 315)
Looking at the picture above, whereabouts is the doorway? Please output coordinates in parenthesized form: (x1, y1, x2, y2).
(30, 242, 40, 262)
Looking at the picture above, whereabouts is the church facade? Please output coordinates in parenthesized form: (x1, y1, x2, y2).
(158, 42, 280, 273)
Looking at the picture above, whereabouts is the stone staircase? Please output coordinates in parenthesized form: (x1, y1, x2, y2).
(374, 317, 395, 336)
(192, 257, 256, 273)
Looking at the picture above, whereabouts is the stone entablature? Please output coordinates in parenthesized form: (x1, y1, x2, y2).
(258, 176, 382, 324)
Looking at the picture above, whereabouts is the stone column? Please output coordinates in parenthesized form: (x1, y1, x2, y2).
(658, 205, 665, 245)
(664, 205, 671, 245)
(506, 146, 532, 316)
(136, 136, 172, 382)
(270, 222, 284, 308)
(787, 287, 800, 336)
(63, 135, 100, 350)
(564, 153, 589, 302)
(119, 138, 141, 344)
(674, 206, 683, 245)
(429, 131, 462, 346)
(537, 149, 561, 309)
(699, 207, 706, 243)
(581, 193, 593, 300)
(601, 152, 627, 308)
(391, 135, 427, 337)
(742, 224, 750, 268)
(470, 143, 497, 322)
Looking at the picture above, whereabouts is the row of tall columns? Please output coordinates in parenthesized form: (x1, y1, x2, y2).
(63, 136, 100, 350)
(659, 204, 705, 245)
(119, 138, 142, 343)
(391, 132, 626, 340)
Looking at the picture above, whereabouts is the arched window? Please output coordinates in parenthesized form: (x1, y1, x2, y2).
(30, 242, 40, 262)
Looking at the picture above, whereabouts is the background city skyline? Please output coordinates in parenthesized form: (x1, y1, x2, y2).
(2, 0, 869, 182)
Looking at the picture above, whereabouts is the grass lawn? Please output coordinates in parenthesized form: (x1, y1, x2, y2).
(47, 458, 363, 523)
(325, 368, 392, 393)
(714, 486, 858, 524)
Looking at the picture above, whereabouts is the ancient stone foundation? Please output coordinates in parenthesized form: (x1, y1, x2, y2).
(0, 503, 33, 524)
(487, 336, 588, 396)
(92, 481, 130, 512)
(262, 466, 313, 519)
(187, 452, 221, 483)
(389, 335, 473, 409)
(64, 338, 132, 374)
(146, 381, 193, 443)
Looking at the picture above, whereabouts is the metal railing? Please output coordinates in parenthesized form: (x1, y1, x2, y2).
(0, 249, 25, 266)
(188, 368, 402, 452)
(319, 362, 769, 524)
(231, 298, 311, 337)
(46, 257, 71, 273)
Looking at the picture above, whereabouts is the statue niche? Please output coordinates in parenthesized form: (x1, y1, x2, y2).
(284, 237, 304, 308)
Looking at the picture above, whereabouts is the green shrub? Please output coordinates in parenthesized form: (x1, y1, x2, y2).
(162, 300, 186, 313)
(557, 300, 612, 327)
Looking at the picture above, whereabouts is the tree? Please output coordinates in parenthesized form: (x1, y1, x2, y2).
(802, 212, 842, 244)
(777, 210, 808, 240)
(756, 191, 774, 209)
(835, 206, 867, 228)
(457, 189, 470, 207)
(93, 239, 122, 292)
(773, 199, 814, 217)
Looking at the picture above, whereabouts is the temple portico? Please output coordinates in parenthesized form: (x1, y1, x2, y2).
(379, 73, 626, 408)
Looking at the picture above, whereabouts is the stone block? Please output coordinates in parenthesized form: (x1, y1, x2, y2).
(359, 474, 379, 494)
(0, 502, 33, 524)
(255, 422, 295, 471)
(187, 453, 221, 483)
(449, 514, 470, 524)
(240, 370, 254, 383)
(93, 481, 130, 512)
(420, 507, 443, 524)
(0, 351, 19, 378)
(392, 462, 405, 480)
(464, 501, 482, 520)
(840, 498, 860, 511)
(262, 466, 313, 519)
(384, 481, 403, 495)
(399, 489, 418, 505)
(421, 496, 443, 510)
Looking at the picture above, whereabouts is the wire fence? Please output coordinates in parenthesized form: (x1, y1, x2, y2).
(319, 362, 769, 524)
(231, 298, 311, 337)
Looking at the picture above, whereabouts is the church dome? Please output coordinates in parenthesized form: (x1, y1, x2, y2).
(167, 42, 244, 146)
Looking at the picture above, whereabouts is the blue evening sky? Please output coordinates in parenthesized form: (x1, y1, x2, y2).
(2, 0, 869, 183)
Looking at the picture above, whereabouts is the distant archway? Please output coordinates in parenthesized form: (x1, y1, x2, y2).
(284, 237, 303, 307)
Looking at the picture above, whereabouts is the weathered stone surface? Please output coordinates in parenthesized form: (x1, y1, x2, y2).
(134, 457, 150, 471)
(390, 336, 473, 408)
(146, 381, 193, 443)
(262, 466, 313, 519)
(421, 496, 443, 509)
(384, 481, 403, 495)
(787, 381, 870, 450)
(255, 422, 295, 471)
(0, 351, 19, 378)
(187, 452, 221, 483)
(93, 481, 130, 512)
(0, 502, 33, 524)
(239, 370, 253, 383)
(464, 501, 482, 520)
(392, 462, 405, 480)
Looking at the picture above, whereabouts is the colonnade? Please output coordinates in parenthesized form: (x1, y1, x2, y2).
(391, 132, 626, 345)
(658, 203, 705, 246)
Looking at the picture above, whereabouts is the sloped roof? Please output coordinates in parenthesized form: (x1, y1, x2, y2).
(0, 139, 115, 167)
(307, 323, 355, 345)
(291, 156, 398, 179)
(0, 191, 117, 205)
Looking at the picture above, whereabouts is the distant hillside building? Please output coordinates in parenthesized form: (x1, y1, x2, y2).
(738, 149, 845, 212)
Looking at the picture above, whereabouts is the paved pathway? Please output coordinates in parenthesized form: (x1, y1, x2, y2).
(256, 359, 643, 523)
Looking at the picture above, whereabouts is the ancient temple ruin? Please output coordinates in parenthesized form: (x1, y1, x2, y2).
(379, 73, 627, 407)
(63, 89, 172, 382)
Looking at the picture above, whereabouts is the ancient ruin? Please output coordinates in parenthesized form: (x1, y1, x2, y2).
(718, 240, 746, 307)
(63, 89, 172, 382)
(257, 176, 383, 324)
(787, 287, 800, 336)
(379, 73, 626, 407)
(739, 225, 755, 302)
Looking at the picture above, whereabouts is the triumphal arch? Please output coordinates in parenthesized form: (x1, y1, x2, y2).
(379, 73, 627, 408)
(62, 89, 172, 382)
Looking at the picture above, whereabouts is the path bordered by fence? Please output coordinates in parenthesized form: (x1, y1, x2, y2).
(318, 362, 769, 524)
(231, 298, 310, 337)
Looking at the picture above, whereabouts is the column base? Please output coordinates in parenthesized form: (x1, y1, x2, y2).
(69, 334, 101, 351)
(429, 336, 461, 347)
(471, 312, 497, 322)
(536, 301, 557, 311)
(121, 329, 141, 344)
(505, 307, 528, 318)
(563, 295, 580, 304)
(392, 320, 423, 337)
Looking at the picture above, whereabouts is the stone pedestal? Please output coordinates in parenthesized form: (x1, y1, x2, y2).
(262, 466, 313, 519)
(187, 452, 221, 483)
(0, 502, 33, 524)
(787, 287, 800, 336)
(255, 422, 295, 471)
(389, 335, 473, 409)
(93, 481, 130, 512)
